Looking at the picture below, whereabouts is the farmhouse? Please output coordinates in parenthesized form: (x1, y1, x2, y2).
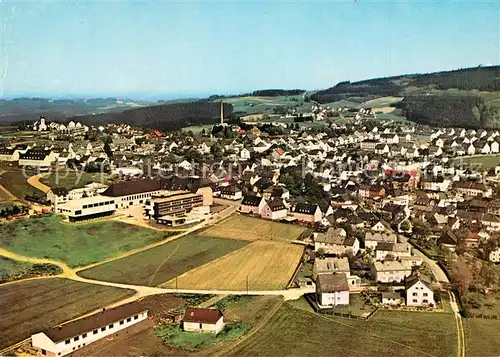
(182, 307, 225, 334)
(239, 194, 266, 215)
(405, 273, 435, 307)
(31, 302, 148, 357)
(315, 273, 350, 308)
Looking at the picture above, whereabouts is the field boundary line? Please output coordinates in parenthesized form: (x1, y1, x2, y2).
(213, 298, 284, 357)
(148, 238, 186, 286)
(306, 308, 438, 357)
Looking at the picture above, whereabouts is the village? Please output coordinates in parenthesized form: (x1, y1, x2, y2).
(1, 105, 500, 357)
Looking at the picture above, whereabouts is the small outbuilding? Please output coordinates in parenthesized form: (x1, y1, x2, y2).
(182, 308, 225, 334)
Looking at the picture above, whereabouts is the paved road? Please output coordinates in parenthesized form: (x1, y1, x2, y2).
(26, 173, 51, 194)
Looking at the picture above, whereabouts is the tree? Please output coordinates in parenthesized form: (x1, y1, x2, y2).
(451, 259, 473, 297)
(479, 262, 499, 289)
(317, 248, 325, 259)
(103, 142, 113, 158)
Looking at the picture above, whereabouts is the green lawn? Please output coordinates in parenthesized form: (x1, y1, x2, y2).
(218, 94, 311, 116)
(40, 171, 113, 190)
(154, 323, 249, 351)
(0, 277, 135, 349)
(78, 234, 248, 286)
(0, 256, 62, 283)
(0, 170, 42, 199)
(464, 318, 500, 356)
(454, 154, 500, 169)
(0, 215, 169, 267)
(229, 304, 457, 357)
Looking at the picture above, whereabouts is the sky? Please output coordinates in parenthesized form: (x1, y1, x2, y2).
(0, 0, 499, 99)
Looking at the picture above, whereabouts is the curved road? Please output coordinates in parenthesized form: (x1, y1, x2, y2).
(26, 173, 51, 193)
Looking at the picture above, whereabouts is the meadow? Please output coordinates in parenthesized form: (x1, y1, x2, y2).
(464, 318, 500, 356)
(0, 170, 42, 199)
(162, 241, 303, 290)
(0, 215, 168, 267)
(201, 215, 305, 241)
(78, 234, 248, 286)
(0, 278, 134, 349)
(228, 304, 457, 357)
(0, 256, 62, 283)
(454, 154, 500, 169)
(218, 94, 310, 116)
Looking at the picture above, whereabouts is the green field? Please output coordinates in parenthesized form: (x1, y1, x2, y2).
(218, 95, 311, 116)
(78, 234, 248, 286)
(464, 318, 500, 356)
(0, 256, 62, 283)
(0, 170, 42, 199)
(228, 304, 457, 357)
(40, 171, 113, 190)
(0, 188, 11, 202)
(454, 154, 500, 169)
(0, 277, 135, 349)
(0, 215, 169, 267)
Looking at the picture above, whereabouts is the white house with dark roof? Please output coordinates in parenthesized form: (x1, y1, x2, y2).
(182, 307, 224, 334)
(239, 195, 266, 215)
(31, 302, 148, 357)
(291, 203, 322, 223)
(405, 273, 435, 307)
(315, 273, 350, 307)
(261, 199, 288, 220)
(371, 260, 412, 283)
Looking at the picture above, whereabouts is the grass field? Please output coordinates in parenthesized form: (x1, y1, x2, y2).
(0, 256, 61, 283)
(78, 234, 248, 286)
(0, 215, 168, 267)
(201, 215, 305, 241)
(464, 318, 500, 356)
(0, 170, 42, 199)
(0, 277, 135, 349)
(0, 188, 11, 202)
(454, 154, 500, 169)
(363, 96, 403, 108)
(162, 241, 303, 290)
(218, 95, 311, 116)
(228, 304, 457, 357)
(40, 171, 112, 190)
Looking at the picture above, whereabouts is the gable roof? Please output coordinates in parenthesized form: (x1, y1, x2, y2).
(241, 195, 263, 207)
(405, 273, 432, 290)
(182, 308, 223, 324)
(316, 273, 349, 293)
(102, 178, 162, 197)
(43, 302, 147, 343)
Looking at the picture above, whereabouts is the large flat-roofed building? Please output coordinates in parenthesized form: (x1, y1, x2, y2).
(55, 195, 116, 222)
(145, 192, 205, 221)
(31, 302, 148, 357)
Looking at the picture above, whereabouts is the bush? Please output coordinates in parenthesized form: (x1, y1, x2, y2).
(463, 292, 484, 309)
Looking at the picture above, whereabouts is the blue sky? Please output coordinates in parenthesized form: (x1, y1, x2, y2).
(0, 0, 499, 99)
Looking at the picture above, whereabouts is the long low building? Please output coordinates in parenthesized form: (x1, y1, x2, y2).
(145, 192, 204, 220)
(31, 302, 148, 356)
(54, 195, 116, 222)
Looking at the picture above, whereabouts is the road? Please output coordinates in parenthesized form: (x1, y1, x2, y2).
(449, 291, 466, 357)
(26, 173, 51, 193)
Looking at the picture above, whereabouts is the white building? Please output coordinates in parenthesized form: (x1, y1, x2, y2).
(381, 292, 404, 305)
(182, 308, 225, 334)
(239, 195, 266, 215)
(405, 273, 435, 307)
(55, 195, 116, 222)
(489, 247, 500, 263)
(31, 302, 148, 357)
(375, 242, 412, 261)
(371, 260, 413, 283)
(260, 199, 288, 220)
(315, 273, 350, 308)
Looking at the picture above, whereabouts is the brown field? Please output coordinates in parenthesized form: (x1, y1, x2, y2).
(201, 215, 305, 241)
(0, 278, 135, 349)
(162, 241, 304, 290)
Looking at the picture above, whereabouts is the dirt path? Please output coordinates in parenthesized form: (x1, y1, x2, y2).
(449, 292, 466, 357)
(26, 173, 51, 193)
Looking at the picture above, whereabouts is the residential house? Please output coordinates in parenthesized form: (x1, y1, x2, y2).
(260, 199, 288, 220)
(489, 247, 500, 263)
(371, 260, 413, 283)
(239, 195, 266, 215)
(182, 308, 225, 334)
(364, 232, 398, 250)
(381, 292, 404, 306)
(405, 273, 435, 307)
(219, 185, 242, 200)
(375, 242, 412, 261)
(314, 227, 360, 255)
(292, 203, 322, 224)
(313, 257, 360, 286)
(315, 273, 350, 307)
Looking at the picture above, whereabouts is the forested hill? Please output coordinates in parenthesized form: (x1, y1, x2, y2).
(311, 66, 500, 128)
(72, 101, 233, 132)
(251, 89, 306, 97)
